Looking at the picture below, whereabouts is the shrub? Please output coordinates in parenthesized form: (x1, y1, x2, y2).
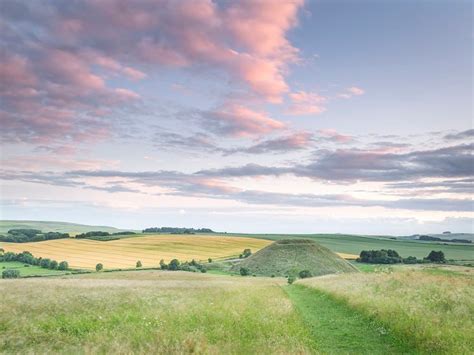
(298, 270, 313, 279)
(403, 256, 418, 264)
(40, 258, 51, 269)
(49, 260, 58, 270)
(58, 261, 69, 270)
(200, 268, 207, 273)
(96, 263, 104, 272)
(240, 267, 250, 276)
(159, 259, 168, 270)
(208, 258, 213, 263)
(287, 275, 296, 285)
(2, 269, 20, 279)
(242, 249, 252, 258)
(359, 249, 402, 264)
(426, 250, 446, 263)
(168, 259, 180, 271)
(136, 260, 142, 268)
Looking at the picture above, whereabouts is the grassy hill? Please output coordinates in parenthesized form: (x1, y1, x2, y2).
(0, 220, 137, 236)
(232, 239, 358, 277)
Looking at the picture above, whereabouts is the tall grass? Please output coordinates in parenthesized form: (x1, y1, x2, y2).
(0, 271, 315, 354)
(299, 269, 474, 354)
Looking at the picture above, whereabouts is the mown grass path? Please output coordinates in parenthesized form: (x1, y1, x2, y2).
(285, 284, 415, 354)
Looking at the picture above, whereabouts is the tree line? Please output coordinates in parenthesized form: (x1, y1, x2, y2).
(357, 249, 446, 264)
(1, 250, 69, 278)
(142, 227, 214, 234)
(0, 229, 70, 243)
(75, 231, 136, 240)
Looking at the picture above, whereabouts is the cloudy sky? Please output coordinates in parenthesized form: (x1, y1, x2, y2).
(1, 0, 472, 234)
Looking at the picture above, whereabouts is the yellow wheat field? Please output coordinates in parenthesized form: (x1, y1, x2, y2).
(0, 235, 271, 270)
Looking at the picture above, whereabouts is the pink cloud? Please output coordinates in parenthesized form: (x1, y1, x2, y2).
(288, 91, 327, 115)
(318, 129, 353, 143)
(338, 86, 365, 99)
(54, 0, 303, 102)
(210, 104, 286, 137)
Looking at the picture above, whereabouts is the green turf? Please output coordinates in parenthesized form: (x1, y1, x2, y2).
(231, 239, 358, 277)
(0, 261, 70, 277)
(285, 284, 414, 354)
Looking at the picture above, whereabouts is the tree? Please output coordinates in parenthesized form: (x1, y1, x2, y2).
(96, 263, 103, 272)
(242, 249, 252, 258)
(159, 259, 168, 270)
(239, 267, 250, 276)
(2, 269, 20, 279)
(426, 250, 445, 263)
(49, 260, 58, 270)
(58, 261, 69, 270)
(208, 258, 213, 263)
(168, 259, 180, 271)
(136, 260, 142, 268)
(40, 258, 51, 269)
(299, 270, 312, 279)
(287, 275, 296, 285)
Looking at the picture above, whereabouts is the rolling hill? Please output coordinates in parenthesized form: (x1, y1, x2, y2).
(232, 239, 358, 277)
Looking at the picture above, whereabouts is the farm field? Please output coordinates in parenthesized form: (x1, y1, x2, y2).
(0, 235, 271, 270)
(224, 233, 474, 261)
(298, 268, 474, 354)
(0, 261, 70, 277)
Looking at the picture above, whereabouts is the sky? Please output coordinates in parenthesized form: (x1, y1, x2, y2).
(0, 0, 472, 235)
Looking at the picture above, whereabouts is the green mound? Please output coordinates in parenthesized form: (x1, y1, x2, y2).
(232, 239, 357, 277)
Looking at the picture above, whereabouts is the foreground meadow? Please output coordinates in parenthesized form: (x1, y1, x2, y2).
(0, 235, 270, 269)
(0, 271, 315, 354)
(298, 268, 474, 354)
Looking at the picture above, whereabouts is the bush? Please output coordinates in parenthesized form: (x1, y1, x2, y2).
(40, 258, 51, 269)
(403, 256, 415, 264)
(96, 263, 103, 272)
(298, 270, 312, 279)
(426, 250, 446, 263)
(359, 249, 402, 264)
(287, 275, 296, 284)
(242, 249, 252, 258)
(159, 259, 168, 270)
(49, 260, 58, 270)
(136, 260, 142, 268)
(2, 269, 20, 279)
(168, 259, 180, 271)
(239, 267, 250, 276)
(58, 261, 69, 270)
(208, 258, 213, 263)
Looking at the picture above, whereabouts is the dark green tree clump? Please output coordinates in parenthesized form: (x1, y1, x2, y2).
(96, 263, 104, 272)
(0, 251, 69, 271)
(2, 269, 20, 279)
(142, 227, 214, 234)
(239, 248, 252, 259)
(425, 250, 446, 263)
(0, 229, 69, 243)
(136, 260, 142, 268)
(358, 250, 402, 264)
(240, 267, 250, 276)
(159, 258, 207, 273)
(298, 270, 313, 279)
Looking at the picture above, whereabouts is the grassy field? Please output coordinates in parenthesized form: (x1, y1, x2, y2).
(0, 235, 271, 270)
(0, 220, 137, 236)
(0, 269, 435, 354)
(285, 285, 413, 354)
(232, 239, 357, 277)
(298, 269, 474, 354)
(224, 233, 474, 261)
(0, 271, 317, 353)
(0, 261, 70, 277)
